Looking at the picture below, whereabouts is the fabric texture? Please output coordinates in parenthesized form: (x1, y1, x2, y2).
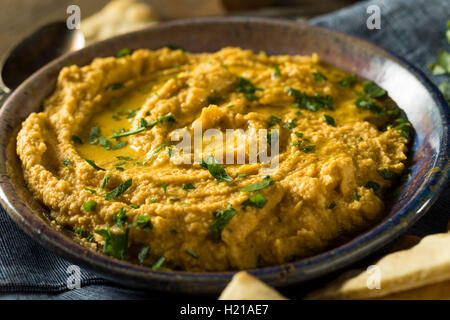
(0, 0, 449, 299)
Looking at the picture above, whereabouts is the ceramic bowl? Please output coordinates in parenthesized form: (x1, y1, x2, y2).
(0, 17, 448, 294)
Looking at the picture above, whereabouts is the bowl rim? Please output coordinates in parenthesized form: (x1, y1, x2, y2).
(0, 16, 448, 292)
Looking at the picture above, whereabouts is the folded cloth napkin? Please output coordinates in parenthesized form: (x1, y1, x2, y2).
(1, 0, 449, 299)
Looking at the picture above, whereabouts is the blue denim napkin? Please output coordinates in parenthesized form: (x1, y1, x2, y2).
(1, 0, 449, 299)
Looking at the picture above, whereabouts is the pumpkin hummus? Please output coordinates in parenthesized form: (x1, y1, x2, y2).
(16, 47, 411, 271)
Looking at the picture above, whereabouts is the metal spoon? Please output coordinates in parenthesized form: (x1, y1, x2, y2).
(0, 21, 85, 105)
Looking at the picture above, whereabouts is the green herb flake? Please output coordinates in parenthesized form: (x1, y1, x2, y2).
(138, 245, 150, 265)
(285, 86, 334, 111)
(88, 125, 100, 144)
(313, 72, 327, 82)
(365, 181, 380, 192)
(339, 75, 355, 87)
(162, 182, 167, 193)
(377, 169, 400, 181)
(117, 156, 132, 161)
(82, 201, 97, 212)
(185, 249, 198, 259)
(150, 198, 158, 203)
(63, 158, 71, 166)
(363, 81, 387, 98)
(242, 193, 267, 209)
(73, 226, 88, 238)
(302, 145, 316, 153)
(269, 64, 281, 78)
(268, 115, 282, 127)
(355, 97, 382, 114)
(84, 158, 106, 171)
(200, 156, 233, 182)
(129, 204, 139, 209)
(117, 48, 131, 58)
(239, 179, 274, 192)
(111, 141, 128, 150)
(236, 77, 260, 101)
(113, 208, 127, 228)
(182, 183, 195, 190)
(84, 187, 96, 194)
(133, 215, 152, 231)
(94, 225, 128, 260)
(104, 179, 132, 200)
(100, 173, 111, 190)
(353, 191, 361, 201)
(210, 204, 237, 242)
(152, 256, 166, 270)
(323, 114, 335, 126)
(99, 136, 111, 150)
(111, 83, 124, 90)
(328, 201, 336, 209)
(207, 96, 225, 105)
(72, 135, 83, 144)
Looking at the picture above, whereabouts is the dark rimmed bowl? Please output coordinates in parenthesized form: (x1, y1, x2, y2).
(0, 17, 448, 295)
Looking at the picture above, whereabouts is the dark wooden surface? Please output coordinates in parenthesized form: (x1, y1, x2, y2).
(0, 0, 109, 56)
(0, 0, 358, 57)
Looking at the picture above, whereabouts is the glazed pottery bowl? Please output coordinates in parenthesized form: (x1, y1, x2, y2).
(0, 17, 448, 294)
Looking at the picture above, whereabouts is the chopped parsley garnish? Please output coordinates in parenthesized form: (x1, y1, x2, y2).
(269, 64, 281, 78)
(110, 127, 146, 139)
(283, 119, 297, 130)
(237, 173, 249, 178)
(210, 204, 237, 242)
(186, 249, 198, 259)
(182, 183, 195, 190)
(200, 156, 233, 182)
(111, 141, 128, 150)
(242, 193, 267, 208)
(313, 72, 327, 82)
(239, 179, 274, 192)
(73, 226, 88, 238)
(394, 118, 413, 140)
(358, 136, 363, 142)
(63, 158, 71, 166)
(268, 115, 282, 127)
(82, 201, 97, 212)
(294, 132, 304, 138)
(236, 77, 260, 101)
(363, 81, 387, 98)
(113, 208, 127, 228)
(133, 215, 152, 230)
(129, 204, 139, 209)
(302, 145, 316, 153)
(339, 75, 355, 87)
(169, 198, 180, 202)
(117, 156, 132, 161)
(100, 173, 110, 190)
(72, 135, 83, 144)
(167, 44, 186, 51)
(111, 83, 124, 90)
(353, 191, 361, 201)
(99, 136, 111, 149)
(323, 114, 335, 126)
(365, 181, 380, 192)
(95, 225, 128, 260)
(138, 245, 150, 265)
(355, 97, 382, 114)
(377, 169, 400, 181)
(88, 125, 100, 144)
(84, 159, 106, 171)
(117, 48, 130, 58)
(285, 86, 334, 111)
(162, 182, 167, 193)
(152, 256, 166, 270)
(207, 96, 225, 105)
(104, 179, 132, 200)
(328, 201, 336, 209)
(84, 187, 96, 194)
